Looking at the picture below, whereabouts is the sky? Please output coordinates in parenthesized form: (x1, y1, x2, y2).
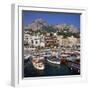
(22, 10, 80, 29)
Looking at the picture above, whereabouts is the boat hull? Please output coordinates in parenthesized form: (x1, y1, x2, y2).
(46, 59, 61, 68)
(32, 62, 45, 71)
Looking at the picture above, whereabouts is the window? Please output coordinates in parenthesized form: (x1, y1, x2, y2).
(31, 40, 33, 44)
(36, 41, 38, 44)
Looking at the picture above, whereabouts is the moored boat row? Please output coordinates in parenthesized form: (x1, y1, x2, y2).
(24, 49, 80, 72)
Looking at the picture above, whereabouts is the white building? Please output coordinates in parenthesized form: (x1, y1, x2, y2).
(68, 36, 77, 47)
(57, 35, 63, 46)
(29, 35, 45, 48)
(24, 32, 30, 46)
(57, 35, 79, 47)
(24, 32, 45, 48)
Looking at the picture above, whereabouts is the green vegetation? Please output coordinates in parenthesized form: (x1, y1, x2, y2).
(57, 31, 80, 38)
(36, 26, 56, 34)
(29, 25, 80, 38)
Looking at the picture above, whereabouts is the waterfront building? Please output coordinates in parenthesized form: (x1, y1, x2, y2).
(67, 36, 80, 50)
(24, 31, 45, 48)
(24, 32, 30, 47)
(68, 36, 77, 47)
(62, 38, 69, 47)
(45, 34, 59, 47)
(57, 35, 63, 46)
(57, 35, 80, 49)
(28, 35, 45, 48)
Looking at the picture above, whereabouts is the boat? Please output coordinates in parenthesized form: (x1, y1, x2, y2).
(24, 54, 31, 64)
(47, 58, 60, 64)
(67, 61, 80, 73)
(24, 54, 30, 60)
(32, 57, 45, 70)
(46, 56, 61, 67)
(76, 55, 80, 60)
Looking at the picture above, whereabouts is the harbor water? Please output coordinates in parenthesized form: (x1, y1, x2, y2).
(24, 59, 80, 77)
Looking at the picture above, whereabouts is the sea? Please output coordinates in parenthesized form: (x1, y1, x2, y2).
(24, 59, 80, 77)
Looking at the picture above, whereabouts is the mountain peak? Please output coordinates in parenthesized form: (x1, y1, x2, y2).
(24, 18, 79, 33)
(34, 18, 45, 23)
(27, 18, 48, 31)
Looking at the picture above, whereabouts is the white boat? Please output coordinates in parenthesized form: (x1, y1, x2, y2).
(24, 54, 30, 60)
(32, 57, 45, 70)
(46, 56, 61, 67)
(47, 59, 60, 65)
(76, 55, 80, 60)
(32, 61, 45, 70)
